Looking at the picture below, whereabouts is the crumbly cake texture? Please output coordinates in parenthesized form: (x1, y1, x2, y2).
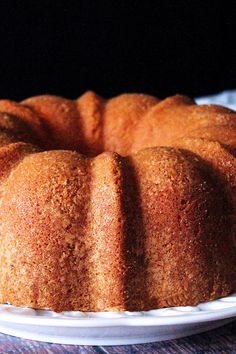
(0, 91, 235, 312)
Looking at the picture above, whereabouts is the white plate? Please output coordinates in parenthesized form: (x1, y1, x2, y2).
(1, 90, 236, 345)
(196, 89, 236, 111)
(0, 294, 236, 345)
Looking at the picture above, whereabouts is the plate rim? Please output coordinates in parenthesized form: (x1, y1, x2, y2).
(1, 303, 236, 327)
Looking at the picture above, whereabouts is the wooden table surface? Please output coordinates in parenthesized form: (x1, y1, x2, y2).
(0, 320, 235, 353)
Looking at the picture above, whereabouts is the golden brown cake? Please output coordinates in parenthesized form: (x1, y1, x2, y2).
(0, 92, 235, 312)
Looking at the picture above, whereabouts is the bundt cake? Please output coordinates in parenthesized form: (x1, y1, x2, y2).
(0, 91, 235, 312)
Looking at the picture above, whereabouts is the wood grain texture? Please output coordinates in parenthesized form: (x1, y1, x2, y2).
(0, 321, 236, 353)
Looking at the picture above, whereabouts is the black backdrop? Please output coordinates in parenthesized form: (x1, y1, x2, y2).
(0, 1, 235, 101)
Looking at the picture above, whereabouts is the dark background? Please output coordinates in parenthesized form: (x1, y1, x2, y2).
(0, 1, 235, 101)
